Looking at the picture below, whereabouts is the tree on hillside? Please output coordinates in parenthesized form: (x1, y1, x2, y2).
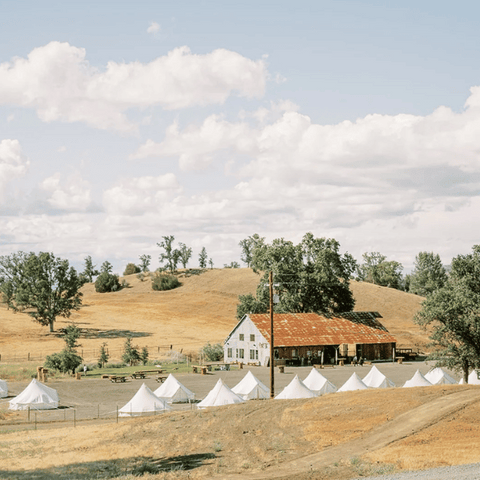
(409, 252, 447, 296)
(101, 261, 114, 274)
(199, 247, 208, 269)
(236, 233, 357, 320)
(81, 255, 99, 283)
(178, 243, 192, 269)
(0, 251, 82, 332)
(157, 235, 180, 273)
(224, 261, 240, 268)
(44, 324, 83, 374)
(139, 254, 151, 273)
(239, 234, 265, 268)
(95, 271, 121, 293)
(415, 245, 480, 383)
(123, 263, 141, 276)
(209, 258, 214, 269)
(357, 252, 403, 289)
(122, 337, 141, 366)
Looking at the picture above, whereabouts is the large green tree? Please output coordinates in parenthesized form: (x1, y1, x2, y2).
(81, 255, 99, 283)
(0, 252, 82, 332)
(357, 252, 404, 289)
(409, 251, 447, 296)
(239, 234, 265, 268)
(178, 243, 192, 269)
(415, 245, 480, 382)
(236, 233, 357, 319)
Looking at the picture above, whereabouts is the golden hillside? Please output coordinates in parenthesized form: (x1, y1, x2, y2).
(0, 269, 428, 361)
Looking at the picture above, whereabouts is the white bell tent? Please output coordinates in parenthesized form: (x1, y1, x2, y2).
(459, 370, 480, 385)
(9, 379, 58, 410)
(362, 366, 395, 388)
(337, 373, 369, 392)
(232, 371, 270, 400)
(424, 367, 457, 385)
(154, 374, 195, 403)
(197, 379, 245, 409)
(403, 370, 432, 388)
(303, 368, 337, 395)
(275, 374, 316, 400)
(0, 379, 7, 398)
(119, 383, 171, 417)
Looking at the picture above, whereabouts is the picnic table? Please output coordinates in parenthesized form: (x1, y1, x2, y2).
(109, 375, 127, 383)
(156, 375, 167, 383)
(131, 369, 163, 379)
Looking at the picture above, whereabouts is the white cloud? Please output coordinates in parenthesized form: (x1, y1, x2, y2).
(0, 42, 268, 131)
(147, 21, 160, 35)
(103, 173, 182, 215)
(57, 146, 67, 153)
(0, 139, 29, 200)
(40, 172, 92, 211)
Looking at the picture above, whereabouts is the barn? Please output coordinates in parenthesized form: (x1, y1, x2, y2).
(224, 312, 396, 366)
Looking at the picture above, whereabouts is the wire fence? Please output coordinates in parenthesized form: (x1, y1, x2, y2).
(0, 345, 199, 364)
(0, 401, 197, 432)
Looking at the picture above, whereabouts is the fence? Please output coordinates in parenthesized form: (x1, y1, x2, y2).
(0, 345, 201, 364)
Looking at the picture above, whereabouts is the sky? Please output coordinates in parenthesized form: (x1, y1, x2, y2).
(2, 0, 480, 274)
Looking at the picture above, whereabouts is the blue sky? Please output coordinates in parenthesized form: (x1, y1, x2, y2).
(1, 1, 480, 273)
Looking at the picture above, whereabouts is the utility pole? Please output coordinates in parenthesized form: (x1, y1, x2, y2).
(269, 271, 274, 399)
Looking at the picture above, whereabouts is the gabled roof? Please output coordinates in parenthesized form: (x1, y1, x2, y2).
(247, 312, 396, 346)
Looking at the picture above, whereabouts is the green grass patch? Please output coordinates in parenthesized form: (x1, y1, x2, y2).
(0, 364, 40, 381)
(84, 361, 192, 378)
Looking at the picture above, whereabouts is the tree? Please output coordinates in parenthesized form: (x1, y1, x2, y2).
(122, 337, 141, 366)
(123, 263, 140, 275)
(201, 342, 224, 361)
(199, 247, 208, 269)
(140, 346, 149, 366)
(0, 251, 82, 332)
(152, 274, 181, 291)
(97, 342, 109, 368)
(81, 256, 99, 283)
(101, 261, 113, 274)
(209, 258, 214, 269)
(236, 233, 357, 320)
(44, 324, 83, 374)
(415, 245, 480, 383)
(139, 254, 151, 273)
(239, 234, 265, 267)
(357, 252, 403, 289)
(95, 271, 121, 293)
(157, 236, 180, 273)
(178, 243, 192, 269)
(224, 261, 240, 268)
(409, 252, 447, 296)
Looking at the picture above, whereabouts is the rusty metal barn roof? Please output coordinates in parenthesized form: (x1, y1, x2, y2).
(249, 312, 396, 347)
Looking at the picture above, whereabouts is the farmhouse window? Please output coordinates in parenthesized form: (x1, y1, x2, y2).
(250, 349, 255, 360)
(236, 348, 238, 358)
(227, 348, 232, 358)
(256, 350, 258, 360)
(239, 349, 244, 359)
(239, 334, 244, 341)
(250, 334, 255, 341)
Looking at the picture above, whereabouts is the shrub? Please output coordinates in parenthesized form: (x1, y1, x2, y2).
(123, 263, 141, 275)
(152, 274, 181, 291)
(95, 271, 121, 293)
(201, 342, 224, 361)
(122, 337, 141, 366)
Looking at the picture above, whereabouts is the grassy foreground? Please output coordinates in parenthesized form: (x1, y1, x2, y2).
(1, 385, 480, 479)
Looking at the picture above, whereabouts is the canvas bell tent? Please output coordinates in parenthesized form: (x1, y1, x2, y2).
(403, 370, 432, 388)
(303, 368, 337, 395)
(9, 379, 58, 410)
(154, 374, 195, 403)
(232, 370, 270, 400)
(275, 374, 316, 400)
(338, 373, 369, 392)
(197, 379, 245, 409)
(362, 366, 395, 388)
(119, 383, 171, 417)
(424, 367, 457, 385)
(0, 379, 7, 398)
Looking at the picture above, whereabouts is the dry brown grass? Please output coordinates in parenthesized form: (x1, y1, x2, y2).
(0, 270, 428, 362)
(1, 385, 479, 479)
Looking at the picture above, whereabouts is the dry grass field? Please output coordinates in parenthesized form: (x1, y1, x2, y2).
(0, 268, 428, 362)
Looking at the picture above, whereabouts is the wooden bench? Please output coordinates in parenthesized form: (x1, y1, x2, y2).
(192, 365, 208, 375)
(316, 364, 335, 369)
(109, 375, 127, 383)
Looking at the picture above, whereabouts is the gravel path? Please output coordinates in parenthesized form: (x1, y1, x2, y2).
(354, 462, 480, 479)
